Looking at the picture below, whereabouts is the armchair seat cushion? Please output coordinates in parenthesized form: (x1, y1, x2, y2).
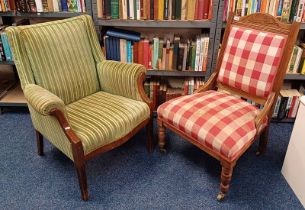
(66, 91, 150, 155)
(157, 90, 267, 160)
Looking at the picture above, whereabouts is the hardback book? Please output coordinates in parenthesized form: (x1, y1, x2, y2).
(177, 44, 184, 71)
(97, 0, 103, 18)
(281, 0, 292, 21)
(168, 0, 172, 20)
(197, 0, 204, 19)
(104, 0, 111, 18)
(60, 0, 68, 11)
(143, 0, 148, 19)
(129, 0, 134, 19)
(296, 0, 305, 22)
(181, 0, 187, 20)
(53, 0, 60, 12)
(1, 32, 12, 61)
(194, 36, 201, 71)
(187, 0, 196, 20)
(150, 0, 154, 19)
(67, 0, 78, 12)
(27, 0, 37, 12)
(289, 0, 299, 21)
(154, 0, 158, 20)
(120, 39, 127, 63)
(152, 37, 159, 69)
(127, 41, 132, 63)
(133, 41, 139, 63)
(175, 0, 181, 19)
(106, 28, 141, 42)
(143, 39, 150, 68)
(203, 0, 210, 19)
(158, 0, 164, 20)
(47, 0, 54, 11)
(122, 0, 127, 19)
(110, 0, 119, 18)
(164, 0, 169, 19)
(140, 0, 145, 19)
(172, 36, 179, 70)
(105, 36, 111, 60)
(135, 0, 140, 20)
(138, 40, 144, 65)
(119, 0, 123, 19)
(171, 0, 176, 19)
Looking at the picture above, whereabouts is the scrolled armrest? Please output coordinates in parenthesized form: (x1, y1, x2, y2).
(195, 72, 218, 93)
(255, 92, 276, 130)
(24, 84, 66, 116)
(97, 60, 152, 107)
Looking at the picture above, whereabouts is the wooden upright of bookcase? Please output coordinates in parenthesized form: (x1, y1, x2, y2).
(91, 0, 221, 80)
(0, 0, 92, 113)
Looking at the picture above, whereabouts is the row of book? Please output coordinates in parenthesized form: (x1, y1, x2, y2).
(287, 44, 305, 74)
(273, 89, 303, 119)
(0, 26, 12, 62)
(103, 28, 210, 71)
(97, 0, 212, 20)
(223, 0, 305, 22)
(144, 78, 205, 109)
(0, 0, 86, 12)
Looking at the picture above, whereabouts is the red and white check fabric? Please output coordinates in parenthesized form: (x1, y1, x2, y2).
(157, 90, 267, 160)
(218, 26, 287, 98)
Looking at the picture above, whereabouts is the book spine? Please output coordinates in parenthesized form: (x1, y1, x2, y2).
(0, 37, 5, 61)
(1, 33, 12, 61)
(143, 40, 150, 68)
(181, 0, 187, 20)
(126, 41, 132, 63)
(140, 0, 144, 19)
(281, 0, 292, 21)
(187, 0, 196, 20)
(194, 36, 201, 71)
(129, 0, 134, 19)
(152, 38, 159, 69)
(277, 0, 284, 15)
(175, 0, 181, 19)
(164, 0, 169, 19)
(122, 0, 128, 19)
(296, 0, 305, 22)
(177, 44, 184, 71)
(203, 0, 210, 19)
(277, 96, 288, 119)
(197, 0, 204, 19)
(171, 0, 176, 19)
(289, 0, 299, 21)
(150, 0, 154, 19)
(27, 0, 37, 11)
(158, 0, 164, 20)
(111, 0, 119, 18)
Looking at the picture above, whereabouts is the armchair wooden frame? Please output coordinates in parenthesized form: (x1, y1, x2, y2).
(157, 12, 299, 201)
(36, 72, 153, 201)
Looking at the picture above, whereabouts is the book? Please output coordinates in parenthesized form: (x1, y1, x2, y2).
(106, 28, 141, 41)
(181, 0, 187, 20)
(111, 0, 119, 18)
(158, 0, 164, 20)
(175, 0, 181, 19)
(187, 0, 196, 20)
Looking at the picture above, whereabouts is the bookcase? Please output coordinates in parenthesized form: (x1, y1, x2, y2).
(0, 0, 92, 114)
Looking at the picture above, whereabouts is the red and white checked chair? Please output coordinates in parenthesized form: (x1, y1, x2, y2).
(157, 13, 299, 201)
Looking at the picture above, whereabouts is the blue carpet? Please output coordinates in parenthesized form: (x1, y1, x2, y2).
(0, 111, 303, 209)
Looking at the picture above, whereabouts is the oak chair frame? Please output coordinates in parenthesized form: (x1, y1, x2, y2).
(157, 12, 299, 200)
(36, 73, 153, 201)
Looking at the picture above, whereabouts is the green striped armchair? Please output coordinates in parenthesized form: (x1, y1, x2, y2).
(6, 15, 153, 201)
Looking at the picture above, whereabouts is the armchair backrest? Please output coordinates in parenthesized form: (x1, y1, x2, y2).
(215, 13, 299, 105)
(6, 15, 105, 105)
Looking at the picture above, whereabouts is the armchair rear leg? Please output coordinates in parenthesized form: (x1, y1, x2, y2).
(72, 142, 89, 201)
(217, 162, 234, 201)
(256, 126, 269, 156)
(36, 130, 44, 156)
(158, 120, 166, 153)
(146, 117, 154, 153)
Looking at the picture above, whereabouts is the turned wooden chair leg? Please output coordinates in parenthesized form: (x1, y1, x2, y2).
(36, 130, 44, 156)
(256, 126, 269, 156)
(146, 117, 154, 153)
(158, 120, 166, 153)
(217, 162, 234, 201)
(72, 142, 89, 201)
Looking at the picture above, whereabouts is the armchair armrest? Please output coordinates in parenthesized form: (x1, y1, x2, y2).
(195, 72, 218, 93)
(97, 60, 152, 108)
(255, 92, 276, 130)
(24, 84, 66, 116)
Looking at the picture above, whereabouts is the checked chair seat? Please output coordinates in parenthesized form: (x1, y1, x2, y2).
(157, 90, 267, 159)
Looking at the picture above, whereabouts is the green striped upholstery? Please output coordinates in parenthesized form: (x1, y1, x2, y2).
(5, 15, 150, 161)
(19, 17, 99, 104)
(66, 91, 150, 154)
(98, 61, 146, 102)
(24, 84, 66, 116)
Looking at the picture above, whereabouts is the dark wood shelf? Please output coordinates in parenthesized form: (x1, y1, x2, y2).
(285, 73, 305, 80)
(0, 84, 27, 107)
(0, 11, 85, 18)
(96, 19, 212, 28)
(146, 70, 206, 77)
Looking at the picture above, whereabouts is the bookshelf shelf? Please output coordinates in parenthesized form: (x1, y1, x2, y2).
(0, 11, 85, 18)
(146, 70, 206, 77)
(95, 19, 212, 28)
(285, 73, 305, 80)
(0, 84, 27, 108)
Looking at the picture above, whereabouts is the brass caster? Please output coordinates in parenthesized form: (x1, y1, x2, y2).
(216, 192, 225, 201)
(160, 148, 167, 153)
